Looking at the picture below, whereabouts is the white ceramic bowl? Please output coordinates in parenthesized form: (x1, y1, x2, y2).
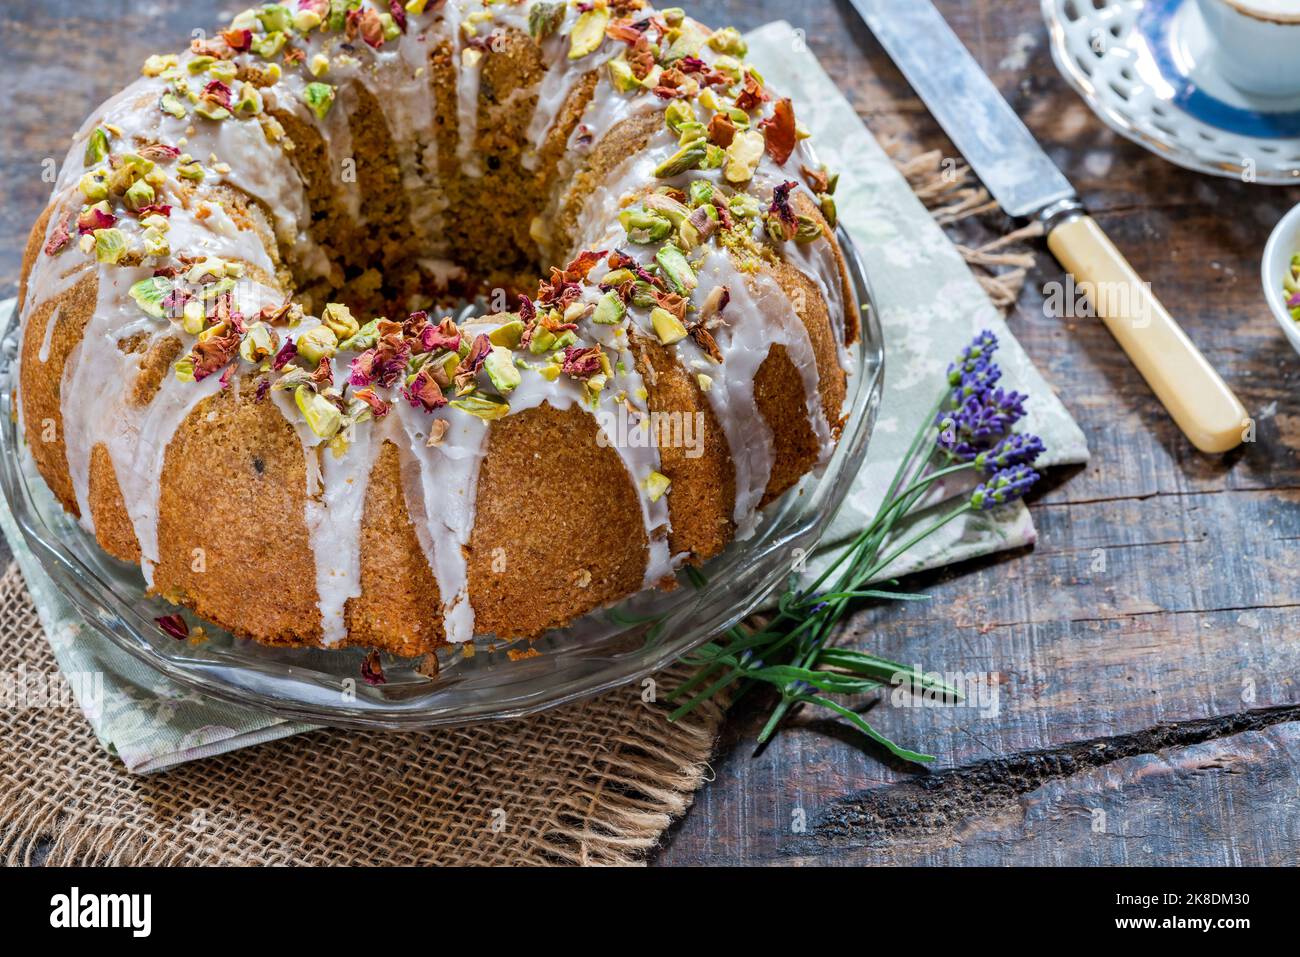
(1261, 202, 1300, 356)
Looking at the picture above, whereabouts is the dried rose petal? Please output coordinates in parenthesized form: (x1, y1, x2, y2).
(769, 180, 799, 241)
(801, 164, 831, 195)
(220, 27, 252, 52)
(77, 205, 118, 236)
(403, 368, 447, 412)
(190, 326, 241, 381)
(43, 211, 75, 256)
(272, 338, 298, 370)
(201, 80, 233, 110)
(707, 112, 736, 148)
(761, 98, 797, 166)
(254, 377, 271, 402)
(137, 143, 181, 162)
(562, 345, 604, 380)
(132, 203, 173, 218)
(155, 614, 188, 641)
(419, 317, 461, 353)
(361, 649, 387, 686)
(353, 387, 390, 418)
(389, 0, 408, 32)
(359, 7, 385, 47)
(734, 72, 770, 112)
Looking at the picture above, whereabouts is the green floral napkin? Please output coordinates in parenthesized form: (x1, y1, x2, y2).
(0, 22, 1086, 773)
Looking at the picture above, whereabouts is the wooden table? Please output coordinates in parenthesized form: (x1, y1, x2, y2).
(2, 0, 1297, 866)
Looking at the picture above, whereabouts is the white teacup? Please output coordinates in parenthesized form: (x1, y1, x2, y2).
(1195, 0, 1300, 96)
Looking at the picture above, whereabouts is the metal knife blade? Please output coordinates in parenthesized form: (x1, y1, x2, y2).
(849, 0, 1077, 219)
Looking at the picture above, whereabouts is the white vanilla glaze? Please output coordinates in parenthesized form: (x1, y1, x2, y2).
(18, 0, 852, 648)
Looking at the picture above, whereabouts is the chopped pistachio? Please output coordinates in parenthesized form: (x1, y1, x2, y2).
(234, 84, 264, 115)
(142, 227, 170, 258)
(651, 307, 688, 345)
(124, 179, 156, 211)
(240, 322, 278, 362)
(321, 302, 359, 340)
(665, 100, 695, 134)
(128, 276, 172, 318)
(297, 325, 338, 364)
(713, 54, 743, 83)
(451, 393, 511, 420)
(303, 82, 336, 120)
(83, 128, 110, 167)
(484, 346, 522, 393)
(177, 159, 205, 181)
(405, 0, 429, 12)
(666, 19, 710, 62)
(338, 318, 380, 352)
(620, 207, 673, 243)
(489, 320, 525, 349)
(707, 26, 748, 57)
(309, 53, 330, 77)
(655, 245, 698, 295)
(795, 215, 824, 244)
(160, 92, 188, 119)
(643, 471, 672, 502)
(591, 290, 626, 326)
(724, 129, 765, 183)
(257, 3, 293, 33)
(173, 357, 196, 382)
(677, 122, 707, 149)
(661, 7, 686, 26)
(182, 299, 207, 335)
(644, 192, 690, 226)
(209, 60, 238, 83)
(252, 31, 287, 58)
(654, 143, 708, 179)
(729, 192, 761, 219)
(187, 55, 216, 74)
(696, 372, 713, 392)
(93, 228, 127, 264)
(79, 171, 109, 202)
(563, 300, 591, 324)
(528, 328, 557, 354)
(529, 1, 565, 40)
(630, 281, 658, 309)
(142, 53, 178, 77)
(293, 8, 323, 32)
(295, 385, 343, 439)
(602, 267, 635, 287)
(608, 57, 640, 93)
(819, 194, 838, 228)
(689, 180, 715, 207)
(569, 6, 610, 59)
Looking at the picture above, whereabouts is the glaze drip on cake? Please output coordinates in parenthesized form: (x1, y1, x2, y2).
(17, 0, 856, 654)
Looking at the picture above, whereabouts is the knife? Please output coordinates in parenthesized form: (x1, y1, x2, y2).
(849, 0, 1247, 454)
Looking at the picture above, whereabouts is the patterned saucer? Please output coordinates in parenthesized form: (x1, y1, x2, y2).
(1043, 0, 1300, 184)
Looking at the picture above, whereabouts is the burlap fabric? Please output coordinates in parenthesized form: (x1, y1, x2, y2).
(0, 151, 1032, 866)
(0, 565, 725, 865)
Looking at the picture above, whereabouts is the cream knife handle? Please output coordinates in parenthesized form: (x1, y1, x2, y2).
(1047, 214, 1247, 454)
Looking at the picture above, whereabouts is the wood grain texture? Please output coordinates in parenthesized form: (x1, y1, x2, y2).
(0, 0, 1296, 866)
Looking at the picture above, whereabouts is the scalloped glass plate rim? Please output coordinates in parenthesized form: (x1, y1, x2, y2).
(0, 229, 884, 730)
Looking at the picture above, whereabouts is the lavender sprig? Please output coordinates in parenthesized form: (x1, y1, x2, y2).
(669, 330, 1047, 764)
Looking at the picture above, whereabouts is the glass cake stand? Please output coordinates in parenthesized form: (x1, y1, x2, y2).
(0, 230, 884, 730)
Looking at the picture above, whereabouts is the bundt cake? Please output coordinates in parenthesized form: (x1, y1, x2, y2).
(15, 0, 857, 657)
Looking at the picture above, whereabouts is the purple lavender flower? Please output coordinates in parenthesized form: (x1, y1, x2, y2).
(971, 465, 1040, 510)
(947, 363, 1003, 408)
(948, 331, 999, 380)
(975, 433, 1045, 473)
